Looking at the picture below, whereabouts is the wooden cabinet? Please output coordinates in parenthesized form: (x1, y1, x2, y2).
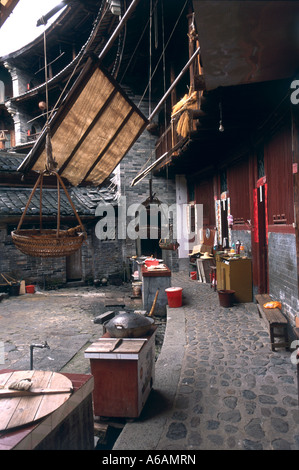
(216, 257, 253, 303)
(85, 328, 156, 418)
(142, 265, 171, 316)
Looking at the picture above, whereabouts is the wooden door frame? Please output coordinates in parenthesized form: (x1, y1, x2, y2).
(66, 248, 83, 281)
(252, 176, 268, 294)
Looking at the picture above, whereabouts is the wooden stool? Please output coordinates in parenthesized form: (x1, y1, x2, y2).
(255, 294, 289, 351)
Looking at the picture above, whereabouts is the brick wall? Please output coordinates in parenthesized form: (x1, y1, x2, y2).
(118, 88, 179, 272)
(268, 232, 298, 324)
(0, 223, 126, 288)
(231, 230, 252, 258)
(85, 228, 125, 282)
(231, 230, 298, 324)
(0, 226, 67, 288)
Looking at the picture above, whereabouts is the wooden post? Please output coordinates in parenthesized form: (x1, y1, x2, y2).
(291, 108, 299, 294)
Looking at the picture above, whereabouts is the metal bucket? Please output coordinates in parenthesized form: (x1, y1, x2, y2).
(132, 281, 142, 297)
(9, 283, 20, 296)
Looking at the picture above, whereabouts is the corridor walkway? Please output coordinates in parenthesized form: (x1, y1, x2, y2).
(114, 271, 299, 450)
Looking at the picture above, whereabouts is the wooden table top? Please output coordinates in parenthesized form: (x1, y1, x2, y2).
(141, 265, 171, 277)
(0, 370, 93, 450)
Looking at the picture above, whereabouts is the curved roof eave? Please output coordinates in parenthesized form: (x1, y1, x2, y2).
(0, 3, 72, 62)
(8, 51, 84, 102)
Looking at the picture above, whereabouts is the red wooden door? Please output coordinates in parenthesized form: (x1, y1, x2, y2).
(220, 198, 229, 245)
(253, 178, 268, 293)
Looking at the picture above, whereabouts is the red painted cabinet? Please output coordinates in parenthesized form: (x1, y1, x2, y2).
(85, 329, 156, 418)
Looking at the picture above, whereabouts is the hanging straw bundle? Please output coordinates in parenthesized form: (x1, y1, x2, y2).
(171, 90, 198, 138)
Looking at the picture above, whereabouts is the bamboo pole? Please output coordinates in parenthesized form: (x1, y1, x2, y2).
(148, 47, 200, 122)
(98, 0, 141, 61)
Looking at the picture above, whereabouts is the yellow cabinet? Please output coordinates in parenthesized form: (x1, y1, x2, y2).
(216, 257, 252, 303)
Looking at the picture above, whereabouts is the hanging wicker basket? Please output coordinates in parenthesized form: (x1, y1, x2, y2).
(12, 228, 86, 258)
(159, 239, 180, 251)
(11, 171, 87, 258)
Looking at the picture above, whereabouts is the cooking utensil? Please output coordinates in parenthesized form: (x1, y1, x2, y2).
(0, 387, 73, 398)
(104, 311, 154, 338)
(149, 289, 159, 316)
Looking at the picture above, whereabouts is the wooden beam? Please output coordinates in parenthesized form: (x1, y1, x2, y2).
(98, 0, 141, 61)
(148, 47, 201, 122)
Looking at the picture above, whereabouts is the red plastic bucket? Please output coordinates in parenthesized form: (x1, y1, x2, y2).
(190, 271, 197, 280)
(26, 285, 35, 294)
(165, 287, 183, 308)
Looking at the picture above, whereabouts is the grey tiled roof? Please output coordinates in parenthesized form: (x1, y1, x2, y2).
(0, 185, 117, 217)
(0, 152, 24, 171)
(0, 152, 118, 217)
(0, 182, 119, 217)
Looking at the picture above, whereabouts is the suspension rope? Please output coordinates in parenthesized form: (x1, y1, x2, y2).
(42, 27, 57, 171)
(119, 1, 157, 85)
(38, 0, 109, 135)
(161, 0, 169, 190)
(161, 0, 167, 131)
(138, 0, 188, 108)
(111, 0, 127, 79)
(149, 0, 153, 117)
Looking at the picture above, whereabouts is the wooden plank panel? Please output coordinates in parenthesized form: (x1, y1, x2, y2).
(227, 158, 251, 224)
(21, 56, 148, 187)
(35, 372, 72, 420)
(87, 111, 146, 185)
(90, 358, 138, 417)
(116, 340, 146, 353)
(0, 371, 35, 431)
(7, 371, 52, 429)
(194, 178, 215, 226)
(86, 339, 146, 354)
(33, 68, 114, 174)
(0, 371, 72, 432)
(85, 339, 122, 353)
(264, 125, 294, 225)
(256, 294, 288, 324)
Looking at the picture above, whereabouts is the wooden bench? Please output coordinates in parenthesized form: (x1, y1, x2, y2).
(255, 294, 289, 351)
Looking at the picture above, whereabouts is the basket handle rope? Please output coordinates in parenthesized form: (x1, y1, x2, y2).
(57, 172, 60, 238)
(39, 172, 43, 232)
(55, 172, 86, 238)
(16, 172, 43, 233)
(15, 171, 86, 239)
